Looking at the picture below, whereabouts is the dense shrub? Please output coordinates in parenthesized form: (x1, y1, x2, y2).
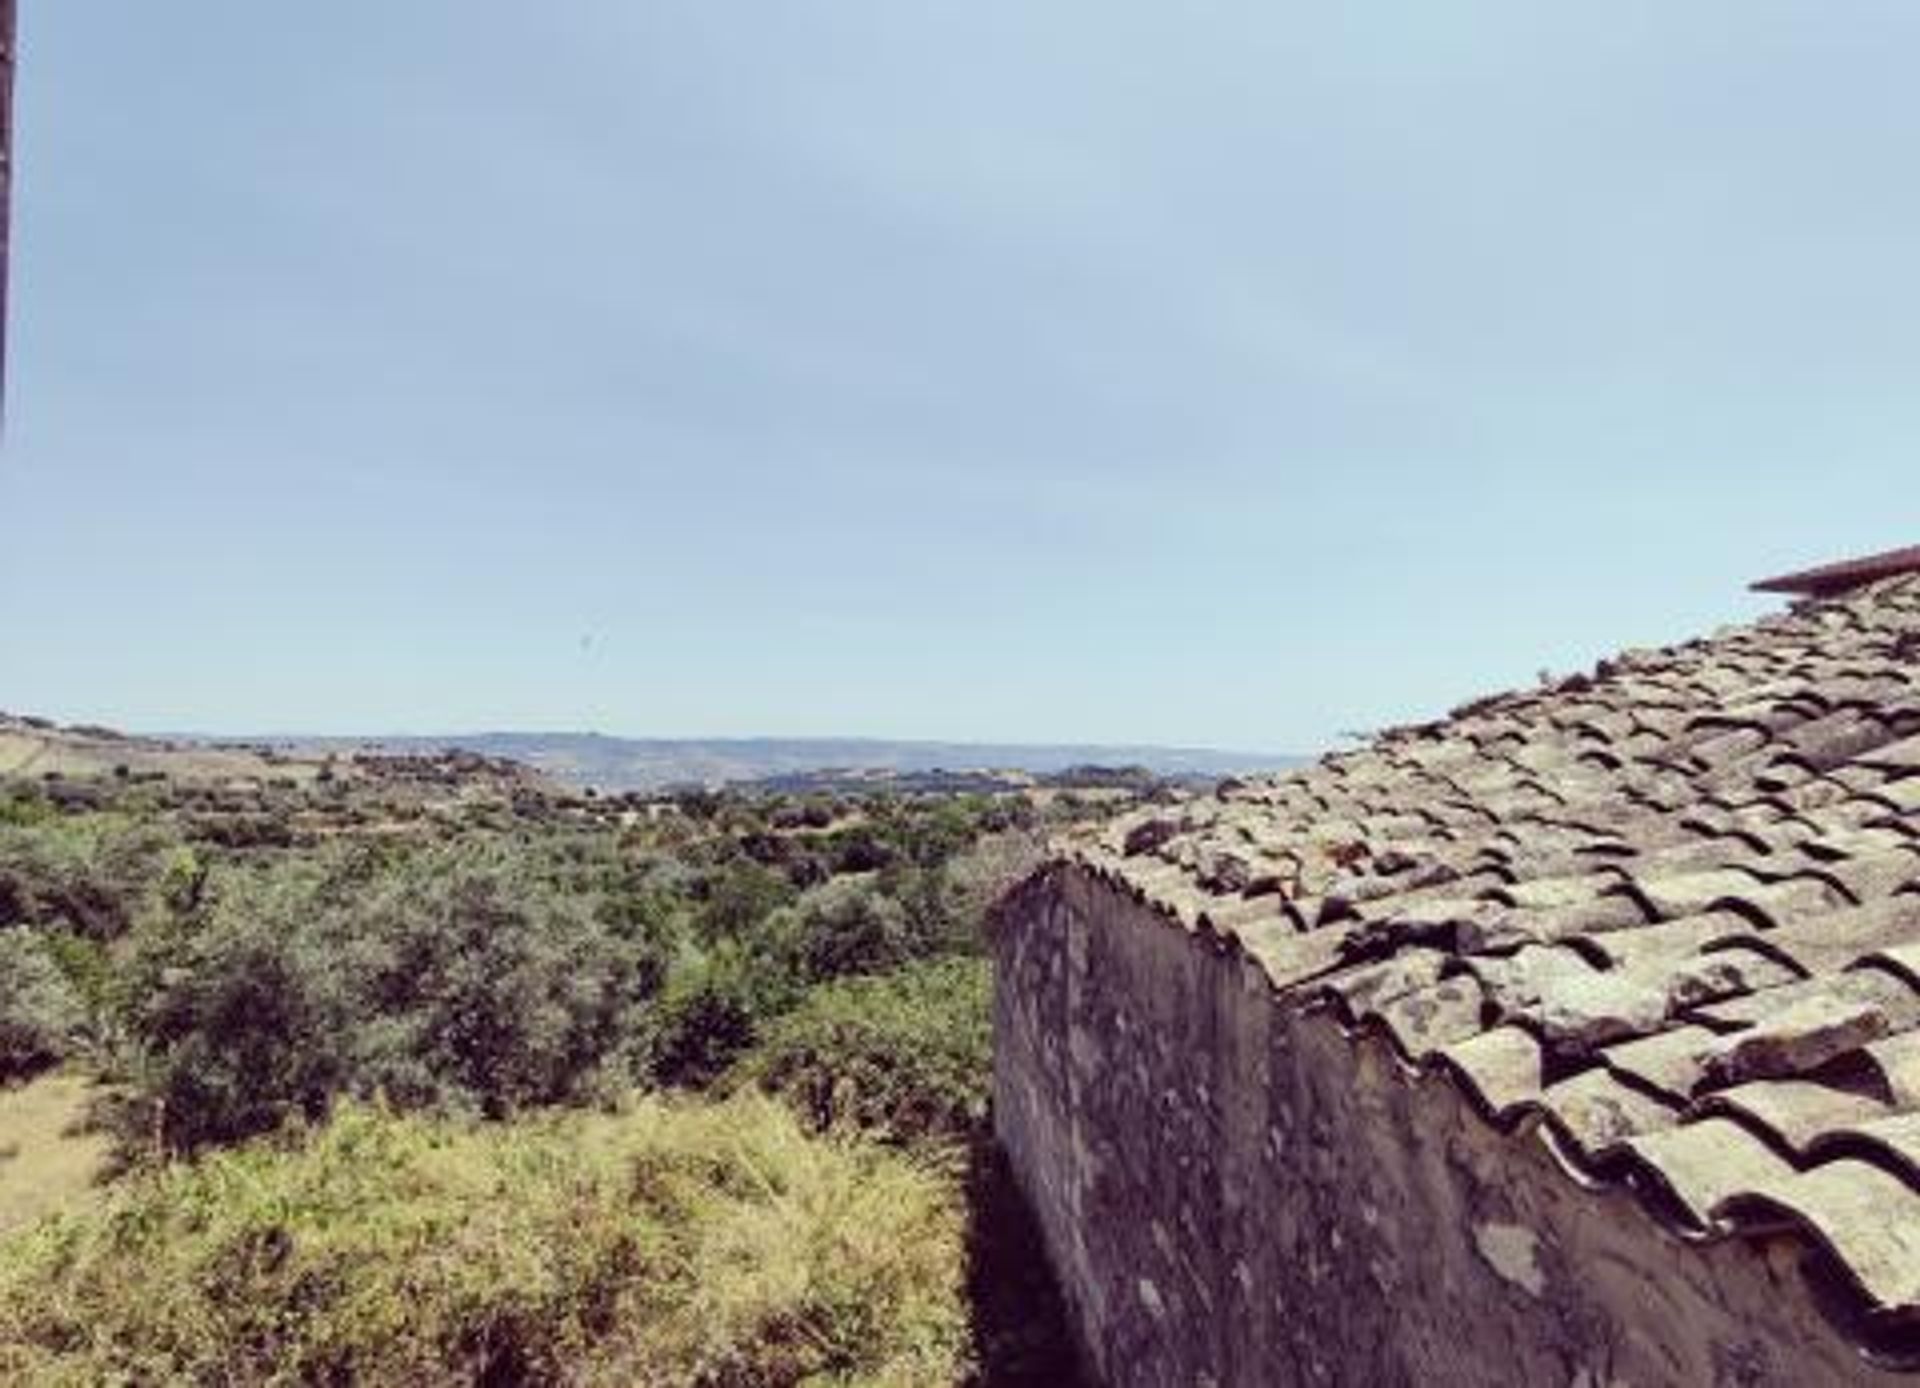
(0, 785, 56, 827)
(784, 882, 919, 983)
(34, 930, 118, 1027)
(691, 859, 795, 944)
(0, 1097, 971, 1385)
(736, 958, 992, 1147)
(886, 799, 979, 870)
(349, 852, 664, 1115)
(0, 931, 85, 1081)
(0, 814, 184, 941)
(132, 895, 353, 1149)
(823, 823, 896, 874)
(182, 811, 295, 849)
(642, 946, 797, 1091)
(127, 842, 669, 1149)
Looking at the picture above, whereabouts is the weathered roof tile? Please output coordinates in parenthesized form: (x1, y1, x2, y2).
(1696, 1078, 1891, 1157)
(1598, 1023, 1723, 1102)
(1540, 1066, 1681, 1159)
(1626, 1117, 1798, 1231)
(1371, 977, 1487, 1058)
(1715, 1161, 1920, 1311)
(1433, 1025, 1543, 1122)
(1074, 572, 1920, 1349)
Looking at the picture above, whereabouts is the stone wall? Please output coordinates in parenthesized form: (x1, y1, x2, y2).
(992, 865, 1906, 1387)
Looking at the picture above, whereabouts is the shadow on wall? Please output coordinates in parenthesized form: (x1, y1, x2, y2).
(965, 1141, 1090, 1387)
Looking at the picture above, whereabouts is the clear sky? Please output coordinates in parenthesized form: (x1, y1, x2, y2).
(3, 4, 1916, 752)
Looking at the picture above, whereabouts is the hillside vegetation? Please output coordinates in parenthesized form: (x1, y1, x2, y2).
(0, 1098, 965, 1385)
(0, 740, 1135, 1383)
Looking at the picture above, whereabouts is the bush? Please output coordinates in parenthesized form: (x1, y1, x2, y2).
(35, 930, 117, 1024)
(786, 883, 919, 983)
(350, 852, 663, 1116)
(824, 824, 896, 875)
(888, 799, 979, 870)
(0, 1096, 971, 1385)
(127, 841, 670, 1150)
(131, 889, 356, 1149)
(692, 860, 795, 945)
(0, 931, 85, 1081)
(643, 945, 797, 1091)
(736, 958, 992, 1147)
(0, 786, 55, 828)
(0, 814, 182, 940)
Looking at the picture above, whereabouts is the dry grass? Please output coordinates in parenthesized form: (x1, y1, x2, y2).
(0, 725, 327, 787)
(0, 1094, 970, 1386)
(0, 1072, 111, 1237)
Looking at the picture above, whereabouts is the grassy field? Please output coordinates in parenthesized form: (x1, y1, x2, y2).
(0, 1073, 111, 1236)
(0, 1096, 970, 1385)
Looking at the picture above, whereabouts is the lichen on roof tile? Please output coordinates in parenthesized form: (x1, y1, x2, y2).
(1713, 1160, 1920, 1312)
(1626, 1117, 1799, 1232)
(1697, 1078, 1893, 1157)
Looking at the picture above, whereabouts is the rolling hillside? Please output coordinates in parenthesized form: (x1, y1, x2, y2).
(256, 732, 1308, 792)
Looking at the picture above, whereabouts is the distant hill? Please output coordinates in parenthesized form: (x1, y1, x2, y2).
(0, 713, 330, 788)
(258, 733, 1310, 793)
(0, 711, 555, 800)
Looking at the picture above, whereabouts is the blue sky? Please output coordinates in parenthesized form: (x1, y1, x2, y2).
(3, 3, 1916, 751)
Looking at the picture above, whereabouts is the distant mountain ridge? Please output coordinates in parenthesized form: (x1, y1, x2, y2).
(257, 733, 1309, 792)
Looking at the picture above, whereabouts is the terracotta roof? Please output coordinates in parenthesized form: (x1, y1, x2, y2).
(1753, 545, 1920, 598)
(1067, 572, 1920, 1364)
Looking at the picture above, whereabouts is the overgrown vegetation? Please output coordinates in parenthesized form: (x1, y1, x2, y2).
(126, 841, 665, 1148)
(0, 1097, 969, 1384)
(0, 931, 84, 1081)
(736, 958, 992, 1147)
(0, 764, 1116, 1383)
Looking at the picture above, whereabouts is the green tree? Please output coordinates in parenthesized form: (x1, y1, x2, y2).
(642, 949, 781, 1089)
(786, 883, 917, 983)
(0, 930, 85, 1081)
(125, 840, 672, 1149)
(692, 859, 794, 944)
